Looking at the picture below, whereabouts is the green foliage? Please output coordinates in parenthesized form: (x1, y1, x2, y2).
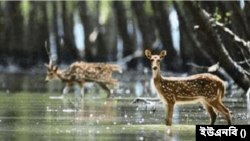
(165, 1, 174, 9)
(20, 1, 30, 25)
(99, 1, 111, 25)
(224, 11, 231, 23)
(46, 1, 53, 21)
(213, 7, 231, 23)
(65, 1, 75, 16)
(144, 1, 153, 16)
(87, 1, 97, 16)
(213, 7, 222, 21)
(123, 1, 131, 9)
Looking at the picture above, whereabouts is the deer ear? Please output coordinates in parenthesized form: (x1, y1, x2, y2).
(52, 65, 58, 71)
(160, 50, 167, 59)
(145, 49, 152, 59)
(44, 63, 49, 67)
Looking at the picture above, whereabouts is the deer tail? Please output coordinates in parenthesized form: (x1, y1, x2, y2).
(218, 81, 226, 101)
(112, 65, 122, 73)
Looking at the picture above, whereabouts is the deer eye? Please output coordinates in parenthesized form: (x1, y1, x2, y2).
(47, 72, 52, 76)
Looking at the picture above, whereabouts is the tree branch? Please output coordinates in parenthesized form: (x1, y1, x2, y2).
(186, 1, 250, 91)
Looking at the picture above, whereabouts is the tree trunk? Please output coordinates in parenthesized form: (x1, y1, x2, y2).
(78, 1, 98, 62)
(40, 2, 50, 64)
(4, 2, 24, 67)
(173, 1, 214, 72)
(131, 1, 157, 67)
(95, 2, 109, 62)
(131, 1, 156, 50)
(22, 1, 38, 68)
(151, 1, 178, 71)
(0, 2, 7, 66)
(113, 1, 136, 69)
(186, 1, 250, 92)
(59, 1, 78, 64)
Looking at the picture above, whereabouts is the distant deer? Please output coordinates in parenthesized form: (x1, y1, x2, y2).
(45, 47, 122, 99)
(145, 49, 231, 126)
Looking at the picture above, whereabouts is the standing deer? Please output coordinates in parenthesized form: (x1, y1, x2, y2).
(45, 47, 122, 99)
(145, 49, 231, 126)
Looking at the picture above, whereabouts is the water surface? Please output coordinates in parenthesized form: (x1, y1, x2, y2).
(0, 92, 248, 141)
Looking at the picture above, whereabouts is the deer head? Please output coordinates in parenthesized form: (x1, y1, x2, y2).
(145, 49, 167, 71)
(45, 63, 58, 82)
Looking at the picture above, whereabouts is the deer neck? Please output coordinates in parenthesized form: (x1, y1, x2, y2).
(152, 67, 167, 101)
(56, 70, 66, 80)
(152, 67, 162, 82)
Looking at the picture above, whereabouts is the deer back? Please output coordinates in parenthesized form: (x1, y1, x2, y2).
(155, 73, 225, 101)
(68, 62, 121, 83)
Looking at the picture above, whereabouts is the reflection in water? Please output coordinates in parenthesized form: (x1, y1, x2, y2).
(135, 81, 143, 97)
(73, 10, 85, 52)
(0, 91, 249, 141)
(247, 88, 250, 114)
(246, 89, 250, 125)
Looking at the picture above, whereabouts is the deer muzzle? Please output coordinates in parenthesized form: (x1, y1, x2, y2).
(152, 66, 157, 70)
(45, 77, 50, 82)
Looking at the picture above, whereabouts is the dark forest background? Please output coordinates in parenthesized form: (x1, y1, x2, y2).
(0, 1, 250, 94)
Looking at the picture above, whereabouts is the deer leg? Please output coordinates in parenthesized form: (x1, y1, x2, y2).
(62, 83, 72, 97)
(80, 82, 85, 97)
(209, 101, 231, 125)
(165, 103, 174, 126)
(203, 103, 217, 125)
(220, 104, 232, 125)
(97, 82, 111, 98)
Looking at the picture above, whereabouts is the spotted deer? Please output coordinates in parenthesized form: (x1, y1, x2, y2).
(145, 49, 231, 126)
(45, 47, 122, 99)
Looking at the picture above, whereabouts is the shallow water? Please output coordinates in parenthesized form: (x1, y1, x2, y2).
(0, 92, 249, 141)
